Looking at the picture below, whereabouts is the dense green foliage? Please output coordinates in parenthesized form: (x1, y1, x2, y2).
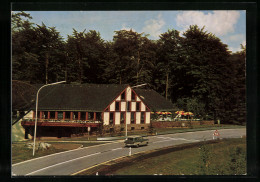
(12, 12, 246, 124)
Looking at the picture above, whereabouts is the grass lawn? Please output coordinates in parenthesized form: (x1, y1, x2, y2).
(77, 137, 246, 175)
(12, 141, 106, 164)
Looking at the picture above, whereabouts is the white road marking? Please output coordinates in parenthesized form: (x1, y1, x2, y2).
(25, 152, 101, 176)
(111, 147, 122, 151)
(154, 136, 200, 142)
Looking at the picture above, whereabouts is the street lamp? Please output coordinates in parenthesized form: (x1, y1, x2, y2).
(125, 83, 147, 138)
(33, 81, 66, 156)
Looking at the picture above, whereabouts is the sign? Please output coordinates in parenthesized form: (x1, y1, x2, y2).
(213, 130, 220, 136)
(213, 130, 220, 140)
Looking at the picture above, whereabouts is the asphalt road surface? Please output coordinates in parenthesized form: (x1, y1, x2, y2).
(12, 128, 246, 176)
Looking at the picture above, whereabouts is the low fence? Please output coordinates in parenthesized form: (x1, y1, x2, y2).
(151, 120, 214, 128)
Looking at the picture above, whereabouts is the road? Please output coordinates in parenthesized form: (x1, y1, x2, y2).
(12, 128, 246, 176)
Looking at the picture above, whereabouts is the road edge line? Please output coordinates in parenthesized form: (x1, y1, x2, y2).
(12, 140, 123, 167)
(71, 150, 151, 175)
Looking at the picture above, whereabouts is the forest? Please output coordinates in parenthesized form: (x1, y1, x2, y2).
(11, 11, 246, 124)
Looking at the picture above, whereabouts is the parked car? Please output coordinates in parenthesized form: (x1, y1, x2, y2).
(124, 135, 149, 147)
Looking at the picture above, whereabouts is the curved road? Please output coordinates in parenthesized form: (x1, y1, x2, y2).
(12, 128, 246, 176)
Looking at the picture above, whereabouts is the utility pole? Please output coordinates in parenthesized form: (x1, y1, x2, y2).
(165, 71, 169, 100)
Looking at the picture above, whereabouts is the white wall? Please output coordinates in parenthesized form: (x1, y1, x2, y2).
(103, 112, 109, 125)
(141, 103, 145, 111)
(110, 101, 115, 111)
(121, 102, 126, 111)
(126, 86, 131, 101)
(131, 102, 136, 111)
(146, 112, 150, 124)
(23, 111, 33, 119)
(115, 112, 120, 125)
(126, 112, 131, 124)
(136, 112, 140, 124)
(116, 95, 120, 101)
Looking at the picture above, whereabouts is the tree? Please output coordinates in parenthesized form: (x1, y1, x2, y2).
(66, 29, 106, 83)
(12, 12, 65, 84)
(181, 25, 231, 121)
(156, 29, 185, 100)
(112, 29, 155, 85)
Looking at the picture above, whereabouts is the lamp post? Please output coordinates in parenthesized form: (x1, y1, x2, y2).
(125, 83, 147, 138)
(33, 81, 66, 156)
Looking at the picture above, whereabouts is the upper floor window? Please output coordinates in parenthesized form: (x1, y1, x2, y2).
(121, 91, 125, 100)
(115, 101, 120, 111)
(136, 102, 141, 111)
(131, 91, 136, 101)
(127, 102, 131, 111)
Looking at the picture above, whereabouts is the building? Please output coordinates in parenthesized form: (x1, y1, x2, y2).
(20, 84, 175, 138)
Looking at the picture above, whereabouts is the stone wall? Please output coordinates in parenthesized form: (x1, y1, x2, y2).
(151, 120, 214, 128)
(103, 123, 150, 133)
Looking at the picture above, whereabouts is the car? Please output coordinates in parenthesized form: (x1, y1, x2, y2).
(124, 135, 149, 147)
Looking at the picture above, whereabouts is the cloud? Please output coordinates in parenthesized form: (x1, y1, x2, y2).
(227, 34, 245, 42)
(176, 11, 240, 36)
(121, 24, 136, 32)
(228, 46, 243, 53)
(142, 13, 165, 39)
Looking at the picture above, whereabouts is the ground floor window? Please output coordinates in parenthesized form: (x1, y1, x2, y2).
(120, 112, 125, 124)
(50, 111, 55, 119)
(96, 112, 102, 121)
(131, 112, 135, 124)
(109, 112, 114, 125)
(141, 112, 145, 124)
(65, 111, 70, 119)
(73, 112, 78, 120)
(43, 111, 48, 119)
(80, 112, 86, 120)
(57, 112, 63, 119)
(88, 112, 94, 120)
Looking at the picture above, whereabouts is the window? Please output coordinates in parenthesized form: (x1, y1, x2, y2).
(121, 91, 125, 100)
(141, 127, 145, 130)
(131, 127, 135, 130)
(49, 111, 55, 119)
(115, 101, 120, 111)
(65, 112, 70, 119)
(136, 102, 141, 111)
(96, 112, 102, 121)
(80, 112, 86, 120)
(131, 112, 135, 124)
(127, 102, 131, 111)
(141, 112, 145, 124)
(109, 112, 114, 125)
(88, 112, 94, 120)
(120, 112, 125, 124)
(58, 112, 63, 119)
(43, 111, 48, 119)
(35, 111, 40, 118)
(131, 91, 135, 101)
(73, 112, 78, 120)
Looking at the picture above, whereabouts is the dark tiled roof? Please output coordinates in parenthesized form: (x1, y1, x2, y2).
(134, 88, 176, 111)
(32, 84, 128, 112)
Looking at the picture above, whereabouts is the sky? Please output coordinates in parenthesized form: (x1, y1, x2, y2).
(20, 10, 246, 53)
